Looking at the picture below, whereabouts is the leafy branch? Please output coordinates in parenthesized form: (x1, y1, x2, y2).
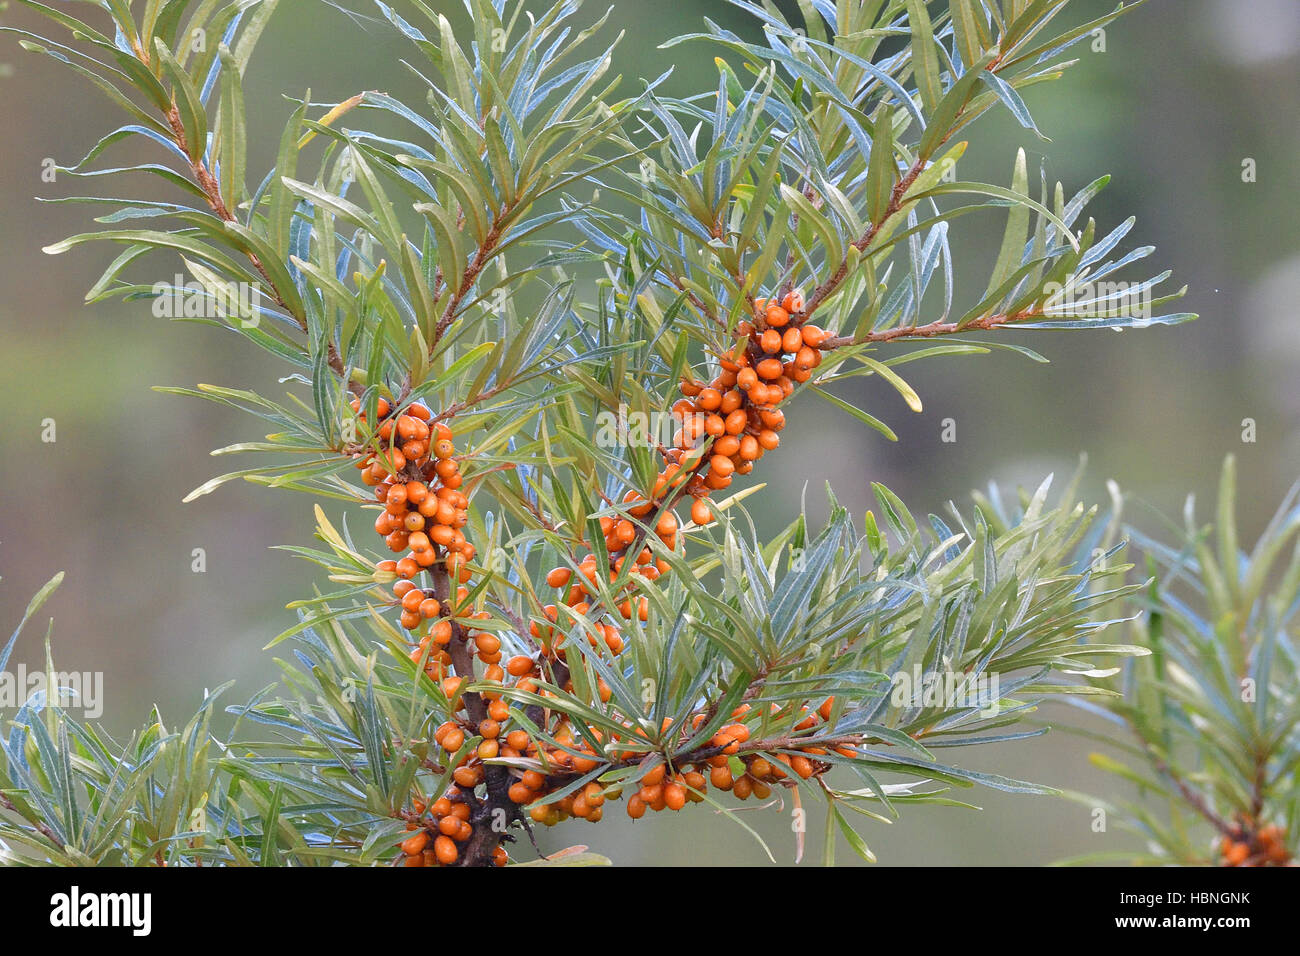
(2, 0, 1196, 867)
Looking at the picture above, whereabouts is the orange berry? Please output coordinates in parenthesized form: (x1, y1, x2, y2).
(401, 830, 429, 856)
(691, 498, 714, 526)
(431, 620, 454, 645)
(800, 324, 827, 348)
(697, 388, 722, 411)
(664, 782, 687, 811)
(509, 782, 533, 804)
(1223, 842, 1250, 866)
(722, 722, 750, 743)
(765, 305, 790, 328)
(714, 435, 741, 458)
(433, 834, 458, 865)
(708, 455, 734, 479)
(711, 732, 739, 755)
(452, 765, 481, 788)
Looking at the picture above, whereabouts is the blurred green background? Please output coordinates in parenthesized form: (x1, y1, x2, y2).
(1, 0, 1297, 865)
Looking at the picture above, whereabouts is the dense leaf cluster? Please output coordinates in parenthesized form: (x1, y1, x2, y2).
(0, 0, 1196, 866)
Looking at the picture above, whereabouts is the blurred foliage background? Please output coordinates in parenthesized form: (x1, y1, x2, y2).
(1, 0, 1297, 865)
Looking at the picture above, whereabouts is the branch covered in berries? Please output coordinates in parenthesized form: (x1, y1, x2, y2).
(5, 0, 1196, 868)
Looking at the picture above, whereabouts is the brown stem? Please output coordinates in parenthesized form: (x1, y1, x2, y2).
(433, 217, 507, 346)
(819, 307, 1040, 350)
(1147, 748, 1236, 839)
(429, 560, 516, 867)
(0, 792, 62, 848)
(802, 160, 926, 321)
(158, 102, 363, 399)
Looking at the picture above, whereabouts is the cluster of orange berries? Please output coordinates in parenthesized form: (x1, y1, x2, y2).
(620, 698, 847, 818)
(399, 789, 508, 867)
(467, 290, 844, 831)
(373, 291, 842, 864)
(522, 291, 827, 683)
(534, 553, 650, 668)
(350, 397, 513, 865)
(388, 612, 849, 860)
(351, 397, 475, 633)
(671, 290, 825, 527)
(1218, 820, 1292, 866)
(507, 699, 846, 827)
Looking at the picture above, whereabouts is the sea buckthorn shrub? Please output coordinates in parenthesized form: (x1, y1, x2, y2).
(1061, 457, 1298, 868)
(1, 0, 1191, 866)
